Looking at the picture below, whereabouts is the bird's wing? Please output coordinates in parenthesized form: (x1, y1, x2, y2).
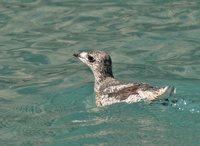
(103, 83, 154, 100)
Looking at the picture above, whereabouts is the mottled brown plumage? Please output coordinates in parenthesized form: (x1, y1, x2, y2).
(74, 50, 175, 107)
(109, 86, 139, 100)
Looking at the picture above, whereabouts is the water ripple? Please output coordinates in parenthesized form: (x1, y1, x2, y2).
(0, 0, 200, 145)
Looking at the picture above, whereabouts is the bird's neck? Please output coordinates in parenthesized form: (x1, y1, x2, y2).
(92, 68, 114, 92)
(93, 69, 113, 82)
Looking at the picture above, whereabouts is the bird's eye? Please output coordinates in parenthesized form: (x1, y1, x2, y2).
(87, 55, 95, 63)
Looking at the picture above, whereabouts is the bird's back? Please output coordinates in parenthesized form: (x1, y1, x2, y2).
(96, 82, 175, 106)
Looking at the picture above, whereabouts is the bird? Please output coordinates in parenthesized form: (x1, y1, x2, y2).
(73, 50, 175, 107)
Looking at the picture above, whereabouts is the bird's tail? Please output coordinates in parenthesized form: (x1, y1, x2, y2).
(158, 86, 176, 99)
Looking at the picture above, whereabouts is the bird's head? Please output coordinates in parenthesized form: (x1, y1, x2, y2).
(74, 50, 113, 79)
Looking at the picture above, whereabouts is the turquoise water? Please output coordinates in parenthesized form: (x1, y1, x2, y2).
(0, 0, 200, 145)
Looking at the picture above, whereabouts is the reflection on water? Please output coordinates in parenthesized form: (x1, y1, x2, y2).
(0, 0, 200, 145)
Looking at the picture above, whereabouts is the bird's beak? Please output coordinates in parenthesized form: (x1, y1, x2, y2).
(73, 52, 88, 59)
(73, 53, 79, 58)
(73, 52, 89, 65)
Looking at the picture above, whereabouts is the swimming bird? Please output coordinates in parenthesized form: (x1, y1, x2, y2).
(73, 50, 175, 107)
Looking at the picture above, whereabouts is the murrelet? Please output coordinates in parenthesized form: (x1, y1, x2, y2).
(74, 50, 175, 107)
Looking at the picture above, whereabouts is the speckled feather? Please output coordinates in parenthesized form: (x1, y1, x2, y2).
(74, 50, 175, 107)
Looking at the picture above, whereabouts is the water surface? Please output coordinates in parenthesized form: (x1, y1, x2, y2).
(0, 0, 200, 146)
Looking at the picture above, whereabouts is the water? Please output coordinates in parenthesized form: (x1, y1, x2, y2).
(0, 0, 200, 145)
